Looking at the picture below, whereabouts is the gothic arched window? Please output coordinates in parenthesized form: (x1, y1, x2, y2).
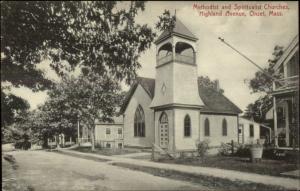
(204, 118, 210, 136)
(184, 115, 191, 137)
(134, 105, 145, 137)
(222, 118, 227, 136)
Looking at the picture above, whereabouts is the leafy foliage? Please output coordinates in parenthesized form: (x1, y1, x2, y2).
(247, 45, 284, 93)
(1, 90, 30, 128)
(243, 95, 273, 123)
(197, 140, 209, 159)
(32, 73, 122, 150)
(198, 76, 224, 93)
(155, 10, 176, 32)
(1, 1, 156, 89)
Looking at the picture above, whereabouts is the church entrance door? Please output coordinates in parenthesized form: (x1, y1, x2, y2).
(159, 112, 169, 149)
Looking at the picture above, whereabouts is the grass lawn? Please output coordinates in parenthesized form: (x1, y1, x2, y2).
(71, 146, 141, 156)
(112, 162, 287, 191)
(159, 155, 299, 178)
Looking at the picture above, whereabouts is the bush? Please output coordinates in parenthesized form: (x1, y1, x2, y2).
(197, 140, 209, 159)
(285, 151, 299, 163)
(218, 142, 231, 156)
(14, 140, 31, 150)
(262, 148, 277, 159)
(263, 148, 299, 163)
(235, 145, 251, 157)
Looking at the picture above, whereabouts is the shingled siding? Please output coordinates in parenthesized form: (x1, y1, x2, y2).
(200, 114, 238, 147)
(123, 84, 155, 148)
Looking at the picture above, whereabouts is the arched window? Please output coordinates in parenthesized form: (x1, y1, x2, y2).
(175, 42, 195, 65)
(222, 119, 227, 136)
(157, 43, 173, 65)
(184, 115, 191, 137)
(160, 112, 168, 123)
(134, 105, 145, 137)
(204, 118, 210, 136)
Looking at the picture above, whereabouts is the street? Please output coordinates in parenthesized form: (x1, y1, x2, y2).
(5, 150, 209, 191)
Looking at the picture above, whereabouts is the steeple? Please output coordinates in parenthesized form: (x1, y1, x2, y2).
(155, 18, 198, 45)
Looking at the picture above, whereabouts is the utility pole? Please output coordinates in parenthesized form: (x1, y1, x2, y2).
(77, 115, 80, 146)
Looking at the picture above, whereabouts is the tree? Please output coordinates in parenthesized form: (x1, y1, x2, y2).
(1, 1, 158, 144)
(155, 10, 176, 32)
(33, 72, 121, 150)
(72, 73, 121, 151)
(243, 94, 273, 123)
(247, 45, 284, 93)
(1, 90, 30, 128)
(1, 1, 156, 88)
(198, 76, 224, 93)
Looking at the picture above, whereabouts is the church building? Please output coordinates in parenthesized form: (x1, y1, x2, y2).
(119, 19, 242, 152)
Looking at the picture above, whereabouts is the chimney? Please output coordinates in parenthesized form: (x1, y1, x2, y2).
(214, 80, 220, 91)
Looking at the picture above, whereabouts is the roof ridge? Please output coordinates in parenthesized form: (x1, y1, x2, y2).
(120, 76, 242, 114)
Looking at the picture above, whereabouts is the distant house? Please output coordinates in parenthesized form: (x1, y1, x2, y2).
(238, 117, 272, 145)
(119, 19, 242, 152)
(94, 116, 123, 149)
(267, 35, 299, 147)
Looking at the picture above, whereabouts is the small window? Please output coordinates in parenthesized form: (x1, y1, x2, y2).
(222, 119, 227, 136)
(184, 115, 191, 137)
(249, 124, 254, 137)
(204, 118, 210, 136)
(106, 128, 111, 134)
(118, 143, 122, 149)
(106, 143, 111, 148)
(118, 128, 122, 134)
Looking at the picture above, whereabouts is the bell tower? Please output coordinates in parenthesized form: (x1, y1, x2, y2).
(150, 18, 204, 109)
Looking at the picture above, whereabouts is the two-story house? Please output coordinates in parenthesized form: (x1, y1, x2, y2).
(268, 35, 299, 148)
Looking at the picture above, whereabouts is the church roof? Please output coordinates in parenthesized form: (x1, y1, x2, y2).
(119, 77, 242, 115)
(155, 18, 198, 44)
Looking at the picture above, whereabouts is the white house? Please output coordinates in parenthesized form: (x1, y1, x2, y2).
(238, 117, 261, 144)
(94, 115, 123, 149)
(119, 19, 242, 152)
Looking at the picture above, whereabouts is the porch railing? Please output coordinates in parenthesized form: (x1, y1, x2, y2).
(157, 54, 195, 65)
(175, 54, 195, 65)
(273, 76, 299, 92)
(157, 54, 173, 65)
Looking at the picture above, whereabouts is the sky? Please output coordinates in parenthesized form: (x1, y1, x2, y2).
(7, 1, 299, 112)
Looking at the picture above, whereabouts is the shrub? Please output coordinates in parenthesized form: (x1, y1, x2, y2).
(197, 140, 209, 159)
(285, 151, 299, 163)
(235, 145, 251, 157)
(218, 142, 231, 156)
(262, 148, 277, 159)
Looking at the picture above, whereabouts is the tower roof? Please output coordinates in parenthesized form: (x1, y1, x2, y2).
(155, 18, 198, 44)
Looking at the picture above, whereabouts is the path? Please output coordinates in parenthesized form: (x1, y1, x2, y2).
(60, 149, 300, 190)
(6, 150, 208, 191)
